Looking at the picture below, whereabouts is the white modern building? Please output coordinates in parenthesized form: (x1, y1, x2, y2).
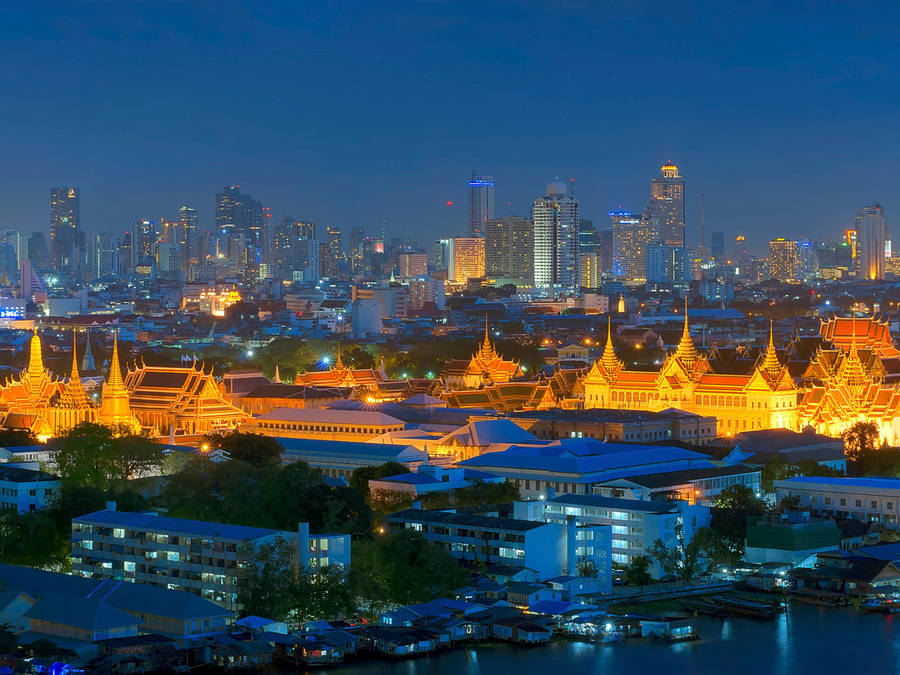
(386, 506, 611, 588)
(0, 465, 61, 513)
(532, 179, 579, 289)
(71, 504, 351, 611)
(368, 463, 505, 497)
(775, 476, 900, 529)
(516, 494, 710, 577)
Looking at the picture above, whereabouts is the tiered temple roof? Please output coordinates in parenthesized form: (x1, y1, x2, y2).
(441, 318, 523, 390)
(293, 346, 382, 388)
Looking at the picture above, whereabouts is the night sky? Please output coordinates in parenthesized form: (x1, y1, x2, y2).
(3, 1, 899, 254)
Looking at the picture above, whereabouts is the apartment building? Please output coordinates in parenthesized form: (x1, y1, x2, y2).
(775, 477, 900, 530)
(385, 507, 611, 588)
(0, 465, 61, 512)
(516, 494, 710, 576)
(71, 504, 350, 611)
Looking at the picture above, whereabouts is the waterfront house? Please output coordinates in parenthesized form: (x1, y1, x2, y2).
(490, 616, 552, 644)
(775, 477, 900, 529)
(504, 582, 562, 608)
(743, 511, 841, 568)
(639, 617, 698, 642)
(792, 553, 900, 596)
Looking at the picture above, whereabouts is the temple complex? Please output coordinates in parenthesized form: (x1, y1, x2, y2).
(292, 346, 382, 389)
(440, 319, 523, 390)
(582, 315, 799, 435)
(797, 315, 900, 444)
(123, 360, 249, 437)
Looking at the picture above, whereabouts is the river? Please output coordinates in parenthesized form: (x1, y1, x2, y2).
(279, 604, 900, 675)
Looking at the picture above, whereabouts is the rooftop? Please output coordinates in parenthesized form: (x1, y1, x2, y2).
(74, 509, 286, 541)
(776, 476, 900, 490)
(546, 493, 679, 513)
(0, 465, 59, 483)
(387, 508, 548, 532)
(256, 408, 405, 426)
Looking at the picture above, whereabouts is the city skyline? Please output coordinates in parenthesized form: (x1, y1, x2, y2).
(0, 2, 898, 251)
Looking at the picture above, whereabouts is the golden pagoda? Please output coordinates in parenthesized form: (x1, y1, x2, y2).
(583, 310, 798, 435)
(293, 344, 382, 389)
(48, 329, 100, 434)
(99, 331, 140, 432)
(440, 317, 523, 390)
(797, 315, 900, 444)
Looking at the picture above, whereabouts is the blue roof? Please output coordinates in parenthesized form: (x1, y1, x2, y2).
(460, 439, 711, 482)
(548, 494, 678, 513)
(277, 437, 425, 462)
(75, 509, 284, 541)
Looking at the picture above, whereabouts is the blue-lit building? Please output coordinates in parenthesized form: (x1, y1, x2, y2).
(71, 504, 350, 611)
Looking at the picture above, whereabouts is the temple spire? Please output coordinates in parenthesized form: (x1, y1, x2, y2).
(107, 330, 125, 392)
(273, 364, 282, 384)
(334, 343, 344, 370)
(479, 314, 495, 361)
(81, 329, 95, 372)
(70, 329, 81, 382)
(600, 315, 622, 375)
(675, 299, 698, 365)
(761, 319, 782, 376)
(27, 331, 44, 377)
(58, 329, 90, 409)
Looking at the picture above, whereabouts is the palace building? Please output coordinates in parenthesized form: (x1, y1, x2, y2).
(797, 315, 900, 444)
(123, 360, 249, 437)
(582, 315, 799, 435)
(440, 320, 523, 390)
(292, 347, 383, 389)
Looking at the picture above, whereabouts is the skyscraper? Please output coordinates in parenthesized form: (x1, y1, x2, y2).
(611, 210, 659, 281)
(483, 216, 534, 285)
(49, 187, 80, 271)
(643, 163, 685, 247)
(768, 238, 800, 281)
(855, 203, 887, 280)
(532, 179, 579, 288)
(467, 174, 495, 237)
(710, 232, 725, 261)
(28, 232, 51, 274)
(450, 237, 486, 283)
(176, 205, 200, 280)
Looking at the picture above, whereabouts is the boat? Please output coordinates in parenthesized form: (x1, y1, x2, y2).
(711, 596, 780, 620)
(678, 598, 732, 618)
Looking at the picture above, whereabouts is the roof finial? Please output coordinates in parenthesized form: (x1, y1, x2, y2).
(107, 329, 125, 392)
(334, 343, 344, 370)
(273, 364, 282, 384)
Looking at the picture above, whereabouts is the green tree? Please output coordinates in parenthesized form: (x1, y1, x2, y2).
(205, 432, 285, 467)
(107, 431, 166, 483)
(707, 485, 767, 565)
(349, 529, 469, 615)
(843, 421, 879, 464)
(419, 480, 520, 510)
(624, 555, 653, 586)
(54, 422, 116, 489)
(236, 537, 298, 621)
(349, 462, 409, 494)
(0, 429, 37, 446)
(648, 523, 710, 581)
(0, 623, 18, 655)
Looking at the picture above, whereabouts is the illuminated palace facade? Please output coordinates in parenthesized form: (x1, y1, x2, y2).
(440, 321, 523, 391)
(797, 315, 900, 444)
(583, 317, 799, 435)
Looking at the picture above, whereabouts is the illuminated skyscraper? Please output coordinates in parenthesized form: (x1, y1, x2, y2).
(532, 179, 579, 288)
(643, 163, 685, 247)
(49, 187, 80, 271)
(483, 216, 533, 285)
(468, 174, 495, 237)
(450, 237, 485, 283)
(611, 210, 659, 281)
(710, 232, 725, 262)
(768, 238, 800, 281)
(855, 203, 886, 280)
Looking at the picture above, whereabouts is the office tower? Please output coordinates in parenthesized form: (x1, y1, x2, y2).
(643, 163, 685, 247)
(395, 252, 428, 278)
(117, 231, 134, 276)
(293, 239, 320, 281)
(468, 174, 495, 237)
(0, 230, 20, 282)
(855, 203, 887, 280)
(49, 187, 80, 271)
(27, 233, 51, 273)
(798, 239, 820, 280)
(579, 251, 600, 289)
(215, 184, 265, 265)
(710, 232, 725, 261)
(646, 245, 692, 283)
(532, 178, 579, 288)
(611, 210, 659, 280)
(450, 237, 485, 283)
(734, 234, 749, 275)
(349, 227, 366, 275)
(432, 238, 452, 271)
(483, 216, 534, 285)
(598, 228, 613, 272)
(132, 218, 158, 270)
(768, 238, 800, 280)
(175, 205, 199, 280)
(93, 232, 116, 278)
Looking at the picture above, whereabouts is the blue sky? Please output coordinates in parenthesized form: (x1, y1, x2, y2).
(2, 0, 899, 254)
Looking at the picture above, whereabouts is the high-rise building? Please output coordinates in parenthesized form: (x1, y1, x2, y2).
(27, 233, 51, 274)
(579, 251, 600, 289)
(93, 232, 116, 279)
(598, 228, 614, 273)
(467, 174, 495, 237)
(611, 210, 659, 281)
(449, 237, 485, 283)
(646, 245, 692, 284)
(49, 187, 80, 272)
(710, 232, 725, 262)
(768, 238, 800, 281)
(483, 216, 533, 285)
(643, 163, 685, 247)
(855, 203, 887, 280)
(734, 235, 749, 275)
(532, 179, 579, 288)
